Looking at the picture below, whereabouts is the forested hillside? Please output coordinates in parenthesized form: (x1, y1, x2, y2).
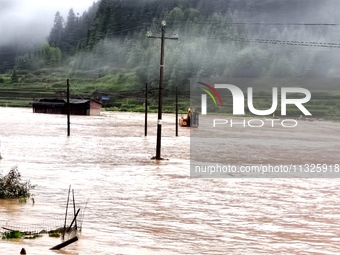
(1, 0, 340, 113)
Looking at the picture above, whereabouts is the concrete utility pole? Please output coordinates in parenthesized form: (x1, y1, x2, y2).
(144, 83, 148, 136)
(67, 79, 70, 137)
(175, 86, 178, 137)
(148, 21, 178, 160)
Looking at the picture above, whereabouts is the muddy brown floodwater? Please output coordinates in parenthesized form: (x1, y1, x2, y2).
(1, 107, 340, 255)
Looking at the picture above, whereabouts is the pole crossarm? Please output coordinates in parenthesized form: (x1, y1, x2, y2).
(148, 36, 179, 40)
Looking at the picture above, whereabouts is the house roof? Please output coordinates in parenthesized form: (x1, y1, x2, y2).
(32, 101, 65, 106)
(68, 99, 89, 104)
(32, 98, 102, 106)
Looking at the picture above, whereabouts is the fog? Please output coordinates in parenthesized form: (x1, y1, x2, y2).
(1, 0, 340, 89)
(0, 0, 96, 46)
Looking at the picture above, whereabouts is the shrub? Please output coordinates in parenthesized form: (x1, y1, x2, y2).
(0, 166, 33, 199)
(2, 230, 22, 239)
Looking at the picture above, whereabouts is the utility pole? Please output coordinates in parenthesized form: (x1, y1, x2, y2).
(175, 86, 178, 137)
(67, 79, 70, 137)
(144, 83, 148, 136)
(148, 21, 178, 160)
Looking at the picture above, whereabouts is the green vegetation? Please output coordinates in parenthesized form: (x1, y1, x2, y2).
(0, 0, 339, 117)
(0, 68, 191, 113)
(2, 230, 22, 239)
(48, 230, 62, 238)
(1, 228, 62, 240)
(0, 166, 34, 199)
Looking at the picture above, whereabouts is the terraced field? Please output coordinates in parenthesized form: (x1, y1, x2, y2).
(0, 69, 190, 113)
(0, 69, 339, 118)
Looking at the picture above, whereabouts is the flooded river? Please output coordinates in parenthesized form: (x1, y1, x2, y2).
(1, 107, 340, 254)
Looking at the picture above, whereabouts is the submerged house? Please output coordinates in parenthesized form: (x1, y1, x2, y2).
(32, 98, 101, 116)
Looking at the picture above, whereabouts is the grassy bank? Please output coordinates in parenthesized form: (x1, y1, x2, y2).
(1, 68, 340, 118)
(0, 68, 191, 113)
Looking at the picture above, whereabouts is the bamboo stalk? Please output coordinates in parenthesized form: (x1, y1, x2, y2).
(62, 185, 71, 240)
(50, 236, 78, 250)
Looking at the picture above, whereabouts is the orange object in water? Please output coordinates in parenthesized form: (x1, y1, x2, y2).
(179, 108, 198, 128)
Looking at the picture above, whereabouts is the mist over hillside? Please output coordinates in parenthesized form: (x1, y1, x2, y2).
(1, 0, 340, 92)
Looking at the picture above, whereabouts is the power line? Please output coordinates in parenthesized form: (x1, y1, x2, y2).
(181, 34, 340, 48)
(166, 19, 340, 26)
(221, 22, 340, 26)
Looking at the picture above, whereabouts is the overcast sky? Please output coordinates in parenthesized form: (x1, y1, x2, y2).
(0, 0, 96, 46)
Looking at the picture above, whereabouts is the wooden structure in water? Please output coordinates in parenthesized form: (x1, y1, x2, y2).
(32, 98, 101, 116)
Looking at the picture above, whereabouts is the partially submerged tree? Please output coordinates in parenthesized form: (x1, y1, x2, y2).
(0, 166, 33, 199)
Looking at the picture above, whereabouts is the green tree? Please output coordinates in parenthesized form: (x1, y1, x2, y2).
(231, 47, 269, 78)
(49, 12, 64, 48)
(42, 42, 62, 66)
(11, 68, 19, 83)
(269, 58, 294, 77)
(63, 8, 79, 54)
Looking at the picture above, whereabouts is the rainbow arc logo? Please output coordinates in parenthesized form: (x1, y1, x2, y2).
(197, 82, 223, 114)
